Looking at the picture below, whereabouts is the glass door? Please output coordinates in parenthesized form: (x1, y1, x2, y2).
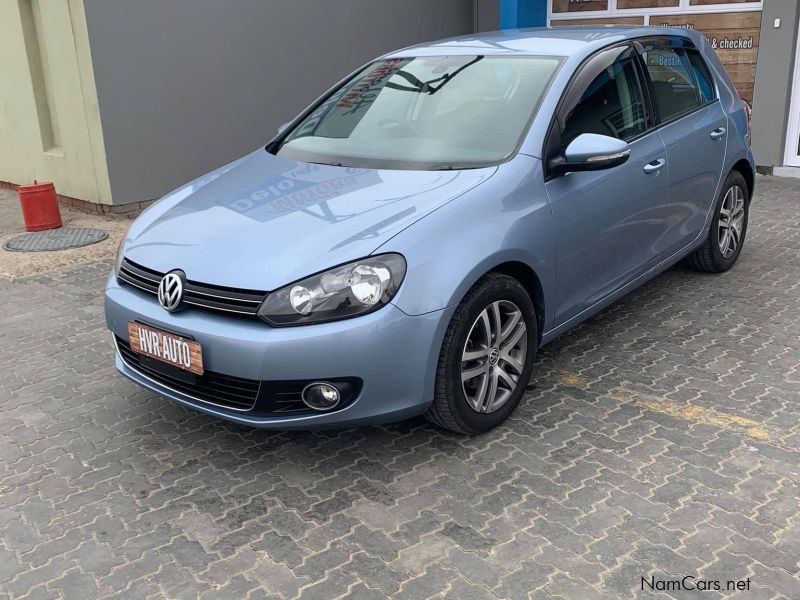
(785, 25, 800, 167)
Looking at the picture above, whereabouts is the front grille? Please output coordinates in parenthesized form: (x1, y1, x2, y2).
(116, 334, 363, 416)
(118, 258, 267, 320)
(270, 383, 312, 414)
(115, 336, 259, 411)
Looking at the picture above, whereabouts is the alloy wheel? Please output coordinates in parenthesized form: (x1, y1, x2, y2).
(461, 300, 528, 414)
(718, 185, 746, 259)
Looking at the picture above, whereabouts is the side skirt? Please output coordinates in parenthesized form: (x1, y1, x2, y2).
(539, 232, 707, 347)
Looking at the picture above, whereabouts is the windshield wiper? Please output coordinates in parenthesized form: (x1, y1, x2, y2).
(308, 160, 344, 167)
(386, 56, 485, 96)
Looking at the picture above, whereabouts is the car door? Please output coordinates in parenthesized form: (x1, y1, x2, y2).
(637, 38, 728, 255)
(544, 45, 669, 326)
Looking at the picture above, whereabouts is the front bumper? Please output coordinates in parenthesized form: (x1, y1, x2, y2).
(104, 273, 453, 428)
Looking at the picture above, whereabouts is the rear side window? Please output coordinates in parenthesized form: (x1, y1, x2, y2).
(640, 44, 711, 122)
(686, 49, 715, 104)
(561, 47, 647, 145)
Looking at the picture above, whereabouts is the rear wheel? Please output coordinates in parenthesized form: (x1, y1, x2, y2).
(685, 171, 750, 273)
(425, 273, 537, 435)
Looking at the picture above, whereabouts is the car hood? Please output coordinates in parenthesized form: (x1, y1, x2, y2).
(123, 150, 496, 290)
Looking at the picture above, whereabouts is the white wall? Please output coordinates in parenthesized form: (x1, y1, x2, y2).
(0, 0, 111, 204)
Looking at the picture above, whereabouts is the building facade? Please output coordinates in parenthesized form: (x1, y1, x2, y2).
(507, 0, 800, 176)
(0, 0, 489, 209)
(0, 1, 797, 209)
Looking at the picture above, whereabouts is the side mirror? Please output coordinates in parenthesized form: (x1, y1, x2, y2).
(277, 121, 291, 135)
(550, 133, 631, 177)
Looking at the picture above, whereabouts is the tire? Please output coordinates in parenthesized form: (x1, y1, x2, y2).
(685, 171, 750, 273)
(425, 273, 537, 435)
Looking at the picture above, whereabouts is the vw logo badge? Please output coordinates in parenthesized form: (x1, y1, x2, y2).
(489, 347, 500, 366)
(158, 271, 185, 312)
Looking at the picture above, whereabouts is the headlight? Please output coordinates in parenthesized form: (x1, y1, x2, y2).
(258, 254, 406, 326)
(114, 237, 125, 277)
(114, 224, 133, 278)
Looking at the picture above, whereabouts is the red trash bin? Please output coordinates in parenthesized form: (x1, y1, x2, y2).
(18, 182, 62, 232)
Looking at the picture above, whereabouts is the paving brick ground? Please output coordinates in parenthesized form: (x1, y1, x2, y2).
(1, 176, 799, 599)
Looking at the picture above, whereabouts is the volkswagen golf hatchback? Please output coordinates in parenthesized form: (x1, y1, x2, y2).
(106, 27, 754, 434)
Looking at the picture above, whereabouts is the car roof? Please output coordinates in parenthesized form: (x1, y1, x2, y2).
(384, 26, 700, 59)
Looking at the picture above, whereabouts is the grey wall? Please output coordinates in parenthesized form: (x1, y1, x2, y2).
(477, 0, 500, 33)
(751, 0, 800, 167)
(84, 0, 477, 204)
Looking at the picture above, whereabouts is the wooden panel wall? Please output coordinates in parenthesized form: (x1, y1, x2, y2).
(654, 12, 761, 102)
(549, 2, 763, 104)
(618, 1, 678, 8)
(551, 16, 645, 26)
(552, 1, 609, 13)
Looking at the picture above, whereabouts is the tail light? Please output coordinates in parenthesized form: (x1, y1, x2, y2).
(743, 101, 752, 147)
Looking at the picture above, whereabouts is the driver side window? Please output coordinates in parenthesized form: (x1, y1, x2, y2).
(562, 47, 647, 146)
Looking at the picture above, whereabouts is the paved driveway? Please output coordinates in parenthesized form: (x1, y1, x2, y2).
(1, 176, 798, 599)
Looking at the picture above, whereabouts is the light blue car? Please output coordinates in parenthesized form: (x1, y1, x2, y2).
(105, 27, 754, 434)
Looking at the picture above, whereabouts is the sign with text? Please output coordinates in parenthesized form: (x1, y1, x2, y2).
(552, 0, 608, 13)
(690, 0, 759, 5)
(655, 11, 761, 103)
(550, 5, 762, 105)
(551, 15, 644, 26)
(611, 0, 757, 6)
(618, 0, 678, 8)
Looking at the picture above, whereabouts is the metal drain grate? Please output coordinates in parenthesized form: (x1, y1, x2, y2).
(3, 227, 108, 252)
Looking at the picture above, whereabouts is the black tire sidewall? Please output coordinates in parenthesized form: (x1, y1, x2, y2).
(709, 172, 750, 271)
(440, 276, 537, 433)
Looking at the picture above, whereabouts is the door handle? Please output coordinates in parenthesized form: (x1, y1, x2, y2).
(710, 127, 727, 140)
(643, 158, 666, 174)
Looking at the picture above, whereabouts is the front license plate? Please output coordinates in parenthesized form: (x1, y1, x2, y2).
(127, 322, 204, 375)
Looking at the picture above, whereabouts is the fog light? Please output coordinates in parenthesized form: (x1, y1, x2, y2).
(301, 382, 341, 411)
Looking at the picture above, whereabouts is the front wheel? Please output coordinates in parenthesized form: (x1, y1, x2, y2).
(685, 171, 750, 273)
(425, 273, 537, 435)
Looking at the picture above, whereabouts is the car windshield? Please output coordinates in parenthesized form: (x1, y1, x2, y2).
(275, 55, 562, 170)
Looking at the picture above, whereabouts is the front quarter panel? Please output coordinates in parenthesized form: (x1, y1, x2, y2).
(378, 156, 555, 331)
